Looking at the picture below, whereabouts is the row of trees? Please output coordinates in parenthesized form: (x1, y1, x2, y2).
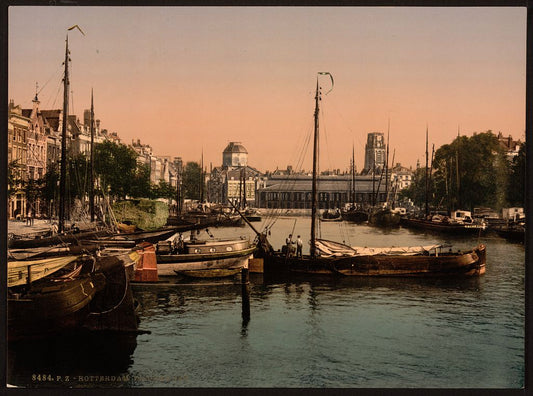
(8, 140, 205, 217)
(399, 131, 525, 213)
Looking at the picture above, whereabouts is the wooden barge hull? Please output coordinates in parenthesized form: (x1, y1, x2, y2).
(8, 229, 113, 249)
(264, 244, 486, 277)
(341, 211, 369, 223)
(157, 249, 255, 276)
(400, 218, 485, 234)
(7, 274, 105, 341)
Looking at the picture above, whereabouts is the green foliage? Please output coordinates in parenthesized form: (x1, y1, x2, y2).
(7, 160, 24, 197)
(41, 165, 60, 203)
(67, 153, 90, 200)
(152, 180, 175, 200)
(182, 161, 202, 200)
(94, 140, 139, 200)
(506, 142, 525, 207)
(130, 162, 152, 199)
(402, 131, 511, 212)
(112, 199, 169, 230)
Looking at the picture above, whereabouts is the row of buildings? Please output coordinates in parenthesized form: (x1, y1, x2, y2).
(207, 139, 415, 210)
(8, 94, 523, 219)
(7, 95, 179, 219)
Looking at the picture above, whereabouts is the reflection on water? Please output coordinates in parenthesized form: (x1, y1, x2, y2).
(7, 223, 525, 388)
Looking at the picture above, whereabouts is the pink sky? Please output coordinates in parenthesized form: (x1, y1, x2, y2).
(8, 7, 526, 173)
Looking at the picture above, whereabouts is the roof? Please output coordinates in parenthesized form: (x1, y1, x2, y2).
(223, 142, 248, 154)
(259, 176, 385, 193)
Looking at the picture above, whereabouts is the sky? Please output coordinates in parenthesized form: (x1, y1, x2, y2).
(8, 6, 526, 173)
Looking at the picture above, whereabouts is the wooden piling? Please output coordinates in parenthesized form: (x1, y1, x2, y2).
(241, 267, 250, 324)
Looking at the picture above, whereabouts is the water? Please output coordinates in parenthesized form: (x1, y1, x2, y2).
(7, 219, 525, 388)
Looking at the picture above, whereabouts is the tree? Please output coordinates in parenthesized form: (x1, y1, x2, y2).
(401, 131, 510, 213)
(130, 162, 152, 199)
(41, 165, 60, 217)
(7, 160, 23, 197)
(506, 142, 525, 207)
(153, 180, 175, 200)
(94, 141, 139, 200)
(182, 161, 202, 200)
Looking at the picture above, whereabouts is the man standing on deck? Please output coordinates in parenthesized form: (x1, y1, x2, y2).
(296, 235, 303, 258)
(286, 234, 294, 257)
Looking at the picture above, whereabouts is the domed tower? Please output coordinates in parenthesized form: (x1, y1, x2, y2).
(222, 142, 248, 167)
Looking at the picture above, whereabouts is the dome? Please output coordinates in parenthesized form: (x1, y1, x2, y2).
(223, 142, 248, 154)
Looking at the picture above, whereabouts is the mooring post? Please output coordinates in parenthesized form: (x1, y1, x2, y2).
(241, 267, 250, 324)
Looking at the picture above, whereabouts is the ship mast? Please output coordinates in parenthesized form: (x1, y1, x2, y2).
(425, 126, 429, 218)
(58, 35, 70, 233)
(385, 119, 390, 203)
(310, 79, 320, 258)
(351, 144, 355, 207)
(89, 88, 95, 222)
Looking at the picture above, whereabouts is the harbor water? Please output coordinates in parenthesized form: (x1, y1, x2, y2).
(7, 218, 525, 388)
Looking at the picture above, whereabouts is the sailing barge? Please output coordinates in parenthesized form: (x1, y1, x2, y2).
(253, 74, 486, 278)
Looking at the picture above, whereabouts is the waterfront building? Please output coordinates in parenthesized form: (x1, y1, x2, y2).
(22, 95, 48, 182)
(390, 163, 414, 190)
(69, 109, 105, 156)
(7, 100, 29, 219)
(256, 174, 386, 209)
(363, 132, 386, 174)
(132, 139, 163, 184)
(40, 109, 62, 169)
(208, 142, 265, 206)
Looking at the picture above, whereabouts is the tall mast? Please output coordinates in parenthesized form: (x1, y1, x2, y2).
(243, 166, 247, 208)
(385, 119, 390, 202)
(58, 35, 70, 233)
(310, 78, 320, 258)
(239, 167, 243, 209)
(456, 126, 460, 210)
(372, 158, 376, 207)
(351, 144, 355, 207)
(89, 88, 95, 222)
(176, 163, 182, 215)
(425, 126, 429, 218)
(200, 149, 204, 203)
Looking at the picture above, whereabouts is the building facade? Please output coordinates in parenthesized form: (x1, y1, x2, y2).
(208, 142, 264, 206)
(256, 175, 388, 209)
(7, 101, 30, 219)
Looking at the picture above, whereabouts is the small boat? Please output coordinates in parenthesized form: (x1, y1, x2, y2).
(8, 228, 112, 249)
(117, 226, 192, 244)
(8, 255, 88, 287)
(320, 209, 342, 222)
(155, 233, 256, 276)
(243, 208, 262, 222)
(494, 223, 525, 243)
(174, 268, 242, 278)
(8, 256, 106, 341)
(400, 213, 486, 234)
(253, 74, 486, 278)
(368, 206, 401, 227)
(341, 205, 369, 223)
